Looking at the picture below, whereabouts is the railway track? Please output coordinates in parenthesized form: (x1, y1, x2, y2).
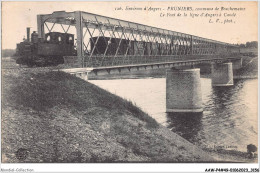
(2, 58, 62, 71)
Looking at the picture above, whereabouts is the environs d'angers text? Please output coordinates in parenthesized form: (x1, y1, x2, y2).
(121, 6, 246, 11)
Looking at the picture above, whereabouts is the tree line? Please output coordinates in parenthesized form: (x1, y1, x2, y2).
(236, 41, 258, 48)
(2, 49, 16, 58)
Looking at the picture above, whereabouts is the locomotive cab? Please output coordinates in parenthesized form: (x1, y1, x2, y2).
(44, 32, 74, 45)
(15, 28, 76, 67)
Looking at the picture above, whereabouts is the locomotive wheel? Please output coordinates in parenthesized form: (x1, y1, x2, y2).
(27, 62, 35, 67)
(16, 58, 21, 64)
(47, 56, 63, 66)
(35, 61, 47, 67)
(34, 56, 48, 67)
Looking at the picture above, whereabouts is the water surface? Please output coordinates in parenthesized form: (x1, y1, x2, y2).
(90, 77, 258, 152)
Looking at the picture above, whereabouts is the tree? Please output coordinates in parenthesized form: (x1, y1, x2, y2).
(246, 41, 258, 48)
(2, 49, 16, 57)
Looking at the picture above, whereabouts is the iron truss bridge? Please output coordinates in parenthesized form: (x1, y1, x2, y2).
(37, 11, 240, 68)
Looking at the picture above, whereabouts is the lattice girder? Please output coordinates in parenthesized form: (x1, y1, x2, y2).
(37, 11, 239, 67)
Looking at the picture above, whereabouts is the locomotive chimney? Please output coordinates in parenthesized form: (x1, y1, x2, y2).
(26, 27, 30, 42)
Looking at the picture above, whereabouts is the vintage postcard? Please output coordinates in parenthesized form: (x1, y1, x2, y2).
(1, 1, 258, 172)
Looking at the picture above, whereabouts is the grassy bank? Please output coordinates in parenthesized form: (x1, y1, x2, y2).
(2, 68, 215, 163)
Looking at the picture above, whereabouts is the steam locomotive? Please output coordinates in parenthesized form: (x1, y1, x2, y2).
(15, 28, 76, 67)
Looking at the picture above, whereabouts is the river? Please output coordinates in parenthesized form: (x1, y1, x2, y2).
(89, 75, 257, 152)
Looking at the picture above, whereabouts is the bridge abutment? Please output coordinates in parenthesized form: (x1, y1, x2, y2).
(211, 62, 234, 86)
(75, 72, 89, 80)
(166, 68, 203, 113)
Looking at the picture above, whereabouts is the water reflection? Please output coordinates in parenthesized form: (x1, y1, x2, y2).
(166, 112, 203, 144)
(211, 80, 243, 108)
(210, 80, 246, 122)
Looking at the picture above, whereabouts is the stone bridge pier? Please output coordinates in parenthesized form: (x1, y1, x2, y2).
(211, 62, 234, 86)
(166, 68, 203, 113)
(166, 58, 242, 113)
(232, 58, 243, 70)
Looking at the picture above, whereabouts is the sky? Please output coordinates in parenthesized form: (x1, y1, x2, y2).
(1, 1, 258, 49)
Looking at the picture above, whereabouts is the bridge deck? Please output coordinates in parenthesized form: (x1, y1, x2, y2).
(61, 55, 240, 74)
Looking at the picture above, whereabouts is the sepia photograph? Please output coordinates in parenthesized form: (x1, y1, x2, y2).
(1, 1, 259, 172)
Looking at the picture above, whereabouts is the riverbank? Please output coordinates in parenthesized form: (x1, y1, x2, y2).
(2, 68, 217, 163)
(233, 56, 258, 79)
(203, 148, 257, 163)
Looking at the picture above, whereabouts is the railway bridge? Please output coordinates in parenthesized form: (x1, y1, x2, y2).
(37, 11, 243, 113)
